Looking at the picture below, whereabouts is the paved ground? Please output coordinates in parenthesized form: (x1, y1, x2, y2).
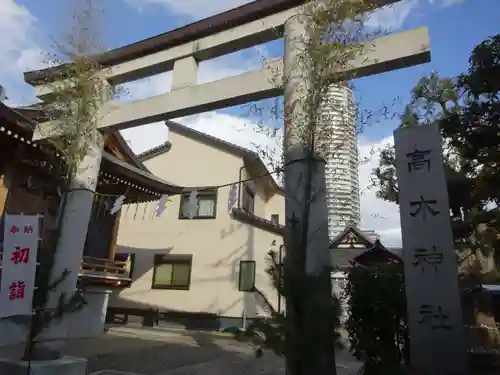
(0, 325, 361, 375)
(59, 325, 361, 375)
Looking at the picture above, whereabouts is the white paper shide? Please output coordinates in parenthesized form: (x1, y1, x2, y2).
(0, 214, 40, 318)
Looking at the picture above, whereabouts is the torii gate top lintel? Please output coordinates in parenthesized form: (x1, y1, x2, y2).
(24, 0, 400, 86)
(26, 0, 430, 139)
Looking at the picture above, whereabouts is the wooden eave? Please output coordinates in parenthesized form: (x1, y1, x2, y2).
(353, 242, 402, 266)
(99, 152, 183, 201)
(329, 226, 375, 249)
(2, 103, 182, 201)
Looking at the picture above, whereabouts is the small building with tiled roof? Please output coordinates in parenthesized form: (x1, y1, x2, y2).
(0, 100, 191, 345)
(329, 225, 402, 323)
(0, 101, 183, 290)
(329, 226, 401, 270)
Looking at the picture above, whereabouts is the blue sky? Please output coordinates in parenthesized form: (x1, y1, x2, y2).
(355, 0, 499, 141)
(7, 0, 499, 141)
(0, 0, 497, 245)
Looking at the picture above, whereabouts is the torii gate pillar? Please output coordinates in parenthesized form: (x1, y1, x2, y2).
(282, 14, 339, 375)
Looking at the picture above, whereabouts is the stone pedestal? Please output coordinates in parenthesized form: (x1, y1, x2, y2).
(41, 287, 112, 340)
(0, 287, 110, 346)
(67, 288, 112, 338)
(0, 356, 87, 375)
(0, 320, 29, 347)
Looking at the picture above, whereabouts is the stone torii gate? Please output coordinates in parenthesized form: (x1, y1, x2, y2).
(25, 0, 429, 347)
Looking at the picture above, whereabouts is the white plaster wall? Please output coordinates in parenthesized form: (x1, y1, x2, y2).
(111, 130, 285, 319)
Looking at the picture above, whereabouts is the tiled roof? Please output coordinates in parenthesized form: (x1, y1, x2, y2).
(329, 226, 375, 249)
(387, 247, 403, 256)
(2, 101, 182, 197)
(137, 141, 172, 161)
(331, 248, 367, 269)
(15, 103, 150, 172)
(329, 226, 403, 270)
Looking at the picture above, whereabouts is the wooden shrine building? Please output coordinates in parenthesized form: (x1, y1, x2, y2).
(329, 226, 402, 323)
(0, 101, 183, 289)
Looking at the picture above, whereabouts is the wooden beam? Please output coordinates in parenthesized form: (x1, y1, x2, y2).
(0, 148, 16, 218)
(0, 174, 9, 218)
(108, 211, 122, 261)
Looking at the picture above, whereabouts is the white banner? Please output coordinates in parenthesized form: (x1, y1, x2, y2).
(0, 214, 40, 318)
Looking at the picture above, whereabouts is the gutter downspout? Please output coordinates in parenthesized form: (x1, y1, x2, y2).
(238, 166, 245, 209)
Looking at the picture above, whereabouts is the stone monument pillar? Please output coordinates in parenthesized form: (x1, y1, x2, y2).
(394, 123, 467, 375)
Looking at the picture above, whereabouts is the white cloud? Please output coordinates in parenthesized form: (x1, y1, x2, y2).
(358, 136, 402, 247)
(365, 0, 419, 31)
(119, 122, 167, 153)
(365, 0, 466, 31)
(126, 0, 418, 31)
(124, 0, 253, 20)
(439, 0, 465, 7)
(0, 0, 42, 105)
(119, 72, 172, 101)
(0, 0, 36, 58)
(124, 0, 466, 47)
(15, 47, 46, 72)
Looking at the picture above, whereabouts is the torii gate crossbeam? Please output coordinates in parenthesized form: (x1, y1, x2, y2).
(25, 0, 400, 86)
(32, 26, 430, 139)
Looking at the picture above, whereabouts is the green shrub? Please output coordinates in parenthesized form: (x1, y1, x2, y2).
(345, 263, 409, 375)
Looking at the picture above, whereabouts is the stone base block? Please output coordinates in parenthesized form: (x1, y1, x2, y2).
(0, 356, 87, 375)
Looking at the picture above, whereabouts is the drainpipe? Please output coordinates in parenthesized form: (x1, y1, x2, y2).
(278, 244, 283, 315)
(242, 310, 247, 330)
(238, 166, 245, 209)
(239, 165, 245, 331)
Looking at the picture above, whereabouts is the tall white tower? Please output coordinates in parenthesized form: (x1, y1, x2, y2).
(321, 84, 360, 240)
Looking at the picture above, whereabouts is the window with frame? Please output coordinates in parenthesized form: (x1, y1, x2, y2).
(179, 189, 217, 219)
(152, 254, 192, 290)
(238, 260, 256, 292)
(241, 185, 255, 214)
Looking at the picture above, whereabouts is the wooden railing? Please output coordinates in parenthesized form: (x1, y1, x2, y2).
(79, 254, 133, 287)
